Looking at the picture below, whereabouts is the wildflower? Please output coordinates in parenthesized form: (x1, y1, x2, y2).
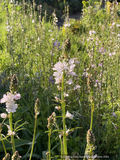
(82, 69, 88, 77)
(7, 130, 15, 136)
(59, 133, 62, 139)
(55, 106, 61, 110)
(66, 129, 70, 135)
(112, 52, 115, 55)
(66, 111, 74, 119)
(74, 58, 80, 64)
(109, 53, 112, 56)
(74, 85, 81, 90)
(118, 34, 120, 38)
(0, 92, 15, 103)
(89, 30, 96, 36)
(53, 61, 68, 72)
(32, 20, 34, 23)
(98, 63, 103, 67)
(64, 93, 69, 97)
(14, 93, 21, 100)
(67, 79, 73, 85)
(68, 71, 76, 76)
(112, 22, 115, 26)
(96, 80, 99, 83)
(99, 47, 106, 55)
(112, 112, 116, 117)
(0, 92, 21, 113)
(0, 113, 7, 119)
(6, 102, 18, 113)
(91, 64, 95, 68)
(64, 23, 71, 28)
(116, 24, 120, 27)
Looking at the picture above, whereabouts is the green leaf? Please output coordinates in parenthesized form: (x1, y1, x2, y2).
(0, 139, 31, 152)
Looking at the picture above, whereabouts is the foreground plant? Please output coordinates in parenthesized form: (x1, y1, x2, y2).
(0, 75, 21, 154)
(84, 92, 97, 160)
(29, 98, 40, 160)
(51, 39, 81, 158)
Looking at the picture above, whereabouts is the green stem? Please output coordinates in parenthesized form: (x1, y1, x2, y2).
(90, 102, 94, 131)
(9, 112, 15, 154)
(48, 129, 51, 160)
(2, 140, 7, 155)
(84, 96, 94, 160)
(29, 116, 37, 160)
(61, 72, 67, 156)
(60, 138, 63, 159)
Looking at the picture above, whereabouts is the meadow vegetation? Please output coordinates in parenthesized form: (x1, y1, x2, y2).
(0, 0, 120, 159)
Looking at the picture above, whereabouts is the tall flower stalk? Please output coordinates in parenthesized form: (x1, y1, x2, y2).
(84, 93, 96, 160)
(52, 42, 80, 158)
(61, 71, 67, 156)
(9, 112, 15, 154)
(29, 98, 40, 160)
(47, 112, 56, 160)
(0, 74, 21, 154)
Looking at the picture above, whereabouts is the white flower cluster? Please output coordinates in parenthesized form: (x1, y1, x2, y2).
(52, 59, 77, 84)
(0, 92, 21, 113)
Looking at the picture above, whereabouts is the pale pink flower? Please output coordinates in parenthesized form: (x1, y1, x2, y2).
(64, 93, 69, 97)
(66, 129, 70, 135)
(55, 106, 61, 110)
(112, 52, 115, 55)
(7, 130, 15, 136)
(67, 79, 73, 85)
(89, 30, 96, 36)
(68, 71, 76, 76)
(69, 59, 74, 65)
(66, 111, 74, 119)
(74, 85, 81, 90)
(109, 53, 112, 56)
(0, 113, 7, 119)
(6, 101, 18, 113)
(98, 63, 103, 67)
(14, 93, 21, 100)
(0, 92, 21, 103)
(91, 64, 95, 68)
(53, 61, 68, 72)
(0, 92, 15, 103)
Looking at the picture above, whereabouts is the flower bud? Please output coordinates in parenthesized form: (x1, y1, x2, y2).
(1, 113, 7, 119)
(87, 129, 95, 145)
(2, 153, 10, 160)
(64, 38, 71, 52)
(34, 98, 40, 117)
(10, 74, 18, 93)
(11, 151, 21, 160)
(47, 112, 56, 130)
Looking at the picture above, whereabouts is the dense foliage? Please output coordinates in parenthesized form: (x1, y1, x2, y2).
(0, 0, 120, 159)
